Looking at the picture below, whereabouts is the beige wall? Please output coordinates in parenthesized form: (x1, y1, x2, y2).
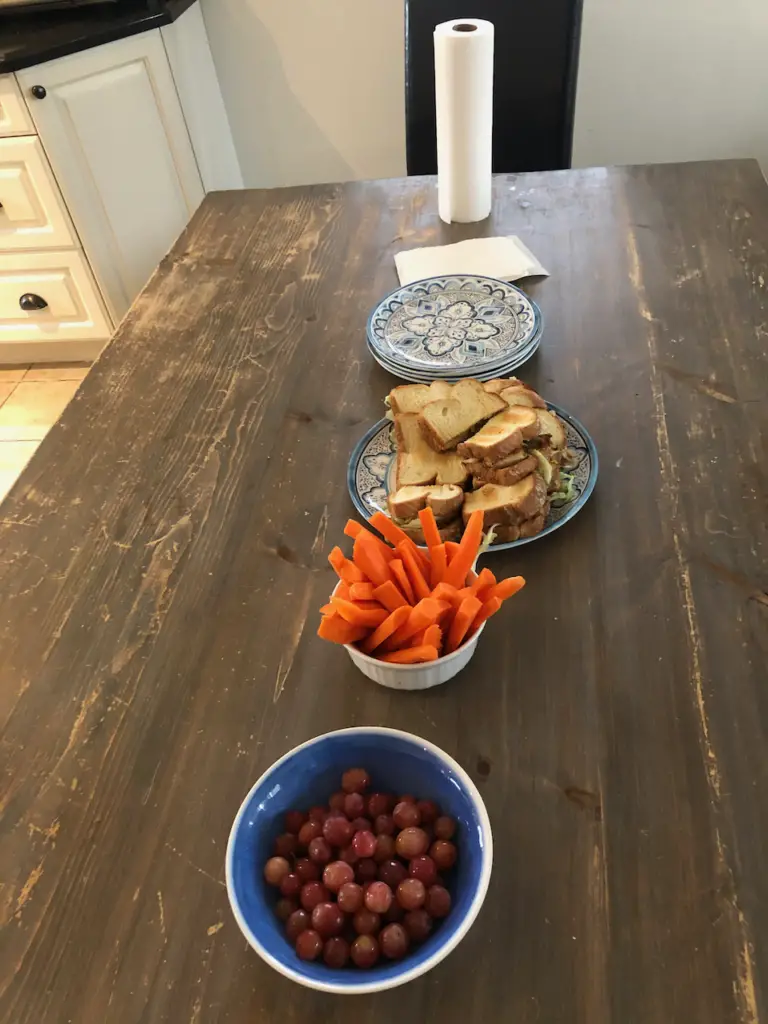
(202, 0, 768, 189)
(200, 0, 407, 188)
(573, 0, 768, 170)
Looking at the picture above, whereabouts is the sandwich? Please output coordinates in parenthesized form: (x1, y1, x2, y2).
(387, 483, 464, 544)
(418, 379, 506, 452)
(393, 413, 469, 489)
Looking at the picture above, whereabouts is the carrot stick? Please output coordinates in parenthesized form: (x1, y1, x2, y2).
(445, 541, 461, 564)
(328, 546, 366, 584)
(385, 598, 446, 650)
(379, 645, 439, 664)
(443, 511, 484, 589)
(319, 603, 334, 615)
(359, 606, 411, 654)
(336, 582, 351, 601)
(429, 544, 447, 588)
(350, 582, 376, 601)
(397, 541, 431, 602)
(345, 520, 393, 561)
(445, 595, 482, 654)
(368, 512, 429, 574)
(468, 567, 496, 598)
(422, 623, 442, 653)
(318, 614, 369, 645)
(418, 507, 442, 550)
(431, 582, 462, 607)
(390, 559, 415, 605)
(330, 597, 388, 628)
(372, 580, 408, 612)
(488, 576, 526, 602)
(470, 596, 502, 634)
(353, 534, 391, 587)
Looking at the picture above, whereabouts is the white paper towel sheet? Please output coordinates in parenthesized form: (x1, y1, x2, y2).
(434, 19, 494, 224)
(395, 236, 549, 286)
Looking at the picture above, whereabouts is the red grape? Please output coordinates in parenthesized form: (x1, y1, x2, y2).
(352, 830, 377, 858)
(425, 884, 451, 918)
(373, 834, 395, 863)
(323, 816, 354, 848)
(350, 934, 379, 968)
(285, 908, 311, 941)
(298, 820, 323, 846)
(299, 881, 330, 912)
(275, 897, 298, 922)
(323, 860, 354, 892)
(398, 794, 415, 803)
(337, 881, 364, 913)
(409, 856, 438, 886)
(273, 832, 298, 858)
(339, 844, 359, 866)
(342, 768, 371, 794)
(308, 805, 326, 822)
(430, 840, 457, 870)
(395, 827, 429, 860)
(396, 878, 426, 910)
(393, 801, 421, 829)
(367, 793, 392, 818)
(365, 881, 393, 914)
(296, 929, 323, 961)
(356, 858, 378, 883)
(344, 792, 365, 818)
(350, 817, 372, 833)
(285, 810, 306, 834)
(308, 837, 332, 864)
(374, 814, 395, 836)
(378, 859, 407, 889)
(380, 922, 409, 960)
(264, 857, 291, 887)
(352, 908, 380, 935)
(279, 872, 301, 897)
(311, 902, 345, 938)
(384, 900, 405, 923)
(323, 936, 350, 968)
(433, 816, 457, 840)
(404, 908, 433, 942)
(295, 857, 320, 883)
(329, 791, 346, 812)
(416, 800, 439, 824)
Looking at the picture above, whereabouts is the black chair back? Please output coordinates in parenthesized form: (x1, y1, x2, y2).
(405, 0, 584, 175)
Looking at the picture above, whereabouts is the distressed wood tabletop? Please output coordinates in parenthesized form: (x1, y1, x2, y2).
(1, 160, 766, 1024)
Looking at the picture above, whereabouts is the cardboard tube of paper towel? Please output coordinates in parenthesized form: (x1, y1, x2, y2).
(434, 18, 494, 224)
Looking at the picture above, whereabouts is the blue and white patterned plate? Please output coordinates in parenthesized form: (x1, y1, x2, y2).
(347, 402, 598, 552)
(366, 326, 542, 384)
(367, 275, 542, 375)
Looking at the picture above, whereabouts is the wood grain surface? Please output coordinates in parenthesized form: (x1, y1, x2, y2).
(1, 160, 766, 1024)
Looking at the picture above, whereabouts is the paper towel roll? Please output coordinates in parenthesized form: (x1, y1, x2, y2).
(434, 19, 494, 224)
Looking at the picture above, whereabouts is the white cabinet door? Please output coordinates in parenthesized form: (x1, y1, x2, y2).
(0, 135, 77, 250)
(17, 32, 204, 322)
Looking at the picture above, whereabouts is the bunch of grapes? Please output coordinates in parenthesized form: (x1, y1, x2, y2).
(262, 768, 458, 968)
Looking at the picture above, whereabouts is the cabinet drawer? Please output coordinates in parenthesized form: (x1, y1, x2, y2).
(0, 249, 111, 345)
(0, 76, 34, 137)
(0, 135, 76, 251)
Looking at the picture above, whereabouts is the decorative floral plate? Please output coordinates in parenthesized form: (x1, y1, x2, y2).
(367, 275, 542, 374)
(347, 402, 598, 552)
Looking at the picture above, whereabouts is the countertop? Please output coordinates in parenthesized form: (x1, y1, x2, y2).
(1, 162, 767, 1022)
(0, 0, 196, 74)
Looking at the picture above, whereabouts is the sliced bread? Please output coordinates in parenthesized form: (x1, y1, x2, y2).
(536, 408, 566, 449)
(457, 406, 539, 464)
(469, 454, 538, 488)
(462, 475, 547, 527)
(419, 379, 506, 452)
(388, 484, 464, 524)
(387, 381, 454, 416)
(499, 384, 546, 409)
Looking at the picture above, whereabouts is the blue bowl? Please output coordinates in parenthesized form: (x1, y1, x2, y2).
(226, 727, 493, 994)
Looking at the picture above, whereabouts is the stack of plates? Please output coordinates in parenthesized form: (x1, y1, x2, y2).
(366, 274, 542, 383)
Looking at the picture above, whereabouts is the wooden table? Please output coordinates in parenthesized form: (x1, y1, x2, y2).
(1, 160, 767, 1024)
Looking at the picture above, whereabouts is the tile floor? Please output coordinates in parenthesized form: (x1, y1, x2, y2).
(0, 363, 91, 502)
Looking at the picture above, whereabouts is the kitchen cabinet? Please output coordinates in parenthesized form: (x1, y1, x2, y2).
(17, 32, 205, 324)
(0, 2, 241, 362)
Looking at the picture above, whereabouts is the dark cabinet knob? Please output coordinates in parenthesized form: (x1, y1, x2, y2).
(19, 293, 48, 312)
(30, 85, 47, 100)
